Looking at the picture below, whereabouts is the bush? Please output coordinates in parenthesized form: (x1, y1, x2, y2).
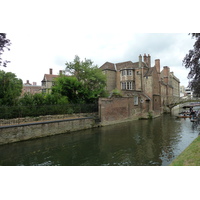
(111, 88, 123, 97)
(0, 104, 98, 119)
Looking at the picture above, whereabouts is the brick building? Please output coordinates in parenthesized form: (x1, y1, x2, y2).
(22, 80, 42, 95)
(99, 54, 180, 122)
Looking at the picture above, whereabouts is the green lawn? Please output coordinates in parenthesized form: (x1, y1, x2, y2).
(170, 136, 200, 166)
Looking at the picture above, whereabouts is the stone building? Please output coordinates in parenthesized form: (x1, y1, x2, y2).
(41, 68, 64, 93)
(22, 80, 42, 95)
(99, 54, 180, 121)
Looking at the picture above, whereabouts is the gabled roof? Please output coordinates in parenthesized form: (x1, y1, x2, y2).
(100, 61, 148, 71)
(42, 74, 59, 82)
(116, 61, 136, 70)
(100, 62, 115, 71)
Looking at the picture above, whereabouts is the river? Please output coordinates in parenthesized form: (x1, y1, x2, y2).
(0, 107, 199, 166)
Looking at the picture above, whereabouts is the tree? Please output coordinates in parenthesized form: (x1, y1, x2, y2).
(18, 93, 68, 106)
(0, 70, 23, 105)
(183, 33, 200, 96)
(52, 76, 85, 103)
(0, 33, 11, 67)
(64, 55, 107, 103)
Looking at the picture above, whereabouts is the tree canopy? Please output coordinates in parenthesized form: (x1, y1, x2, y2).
(0, 33, 11, 67)
(0, 70, 23, 105)
(183, 33, 200, 96)
(52, 76, 84, 103)
(52, 55, 107, 103)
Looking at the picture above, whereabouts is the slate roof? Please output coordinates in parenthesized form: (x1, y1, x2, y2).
(42, 74, 59, 82)
(100, 62, 115, 71)
(100, 61, 148, 71)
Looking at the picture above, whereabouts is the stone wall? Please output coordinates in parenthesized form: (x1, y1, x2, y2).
(104, 70, 116, 92)
(99, 97, 146, 125)
(0, 113, 98, 126)
(0, 117, 96, 146)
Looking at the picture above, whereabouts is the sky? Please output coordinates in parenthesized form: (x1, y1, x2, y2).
(1, 0, 198, 88)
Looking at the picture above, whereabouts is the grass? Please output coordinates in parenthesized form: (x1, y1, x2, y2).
(170, 136, 200, 166)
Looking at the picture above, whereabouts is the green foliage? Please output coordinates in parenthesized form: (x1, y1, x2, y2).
(148, 111, 153, 119)
(170, 136, 200, 166)
(0, 33, 11, 67)
(18, 93, 68, 106)
(63, 55, 107, 103)
(0, 104, 98, 119)
(183, 33, 200, 95)
(0, 70, 23, 105)
(111, 88, 123, 97)
(52, 76, 84, 103)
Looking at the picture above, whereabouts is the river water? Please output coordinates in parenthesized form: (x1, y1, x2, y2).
(0, 107, 199, 166)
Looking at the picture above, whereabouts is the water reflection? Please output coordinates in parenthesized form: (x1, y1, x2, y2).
(0, 110, 199, 166)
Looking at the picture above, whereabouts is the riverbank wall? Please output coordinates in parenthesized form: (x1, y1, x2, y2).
(0, 117, 97, 146)
(99, 97, 161, 126)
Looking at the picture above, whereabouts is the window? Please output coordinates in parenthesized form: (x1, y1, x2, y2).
(134, 96, 138, 105)
(121, 82, 133, 90)
(121, 70, 132, 76)
(121, 82, 126, 90)
(127, 82, 133, 90)
(42, 81, 46, 87)
(127, 70, 132, 76)
(121, 70, 126, 76)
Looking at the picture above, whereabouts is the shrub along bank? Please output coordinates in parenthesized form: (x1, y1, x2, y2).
(170, 136, 200, 166)
(0, 104, 98, 119)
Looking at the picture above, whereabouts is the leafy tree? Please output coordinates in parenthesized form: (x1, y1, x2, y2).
(44, 93, 68, 105)
(18, 93, 68, 106)
(183, 33, 200, 96)
(52, 76, 84, 103)
(64, 55, 107, 103)
(0, 33, 11, 67)
(0, 70, 23, 105)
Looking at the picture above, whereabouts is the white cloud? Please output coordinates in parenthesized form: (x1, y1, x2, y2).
(1, 1, 197, 87)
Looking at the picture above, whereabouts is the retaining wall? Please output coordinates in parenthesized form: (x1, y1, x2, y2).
(0, 117, 96, 145)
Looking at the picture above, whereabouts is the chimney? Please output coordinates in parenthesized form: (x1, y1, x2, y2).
(163, 66, 170, 76)
(59, 70, 63, 75)
(143, 54, 147, 64)
(139, 54, 142, 68)
(49, 68, 53, 75)
(155, 59, 160, 73)
(163, 66, 170, 84)
(147, 54, 151, 67)
(33, 82, 36, 86)
(26, 80, 30, 84)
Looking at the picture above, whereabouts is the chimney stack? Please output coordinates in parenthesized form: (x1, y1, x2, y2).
(33, 82, 36, 86)
(143, 54, 147, 64)
(155, 59, 160, 73)
(163, 66, 170, 84)
(139, 54, 142, 68)
(49, 68, 53, 75)
(147, 54, 151, 67)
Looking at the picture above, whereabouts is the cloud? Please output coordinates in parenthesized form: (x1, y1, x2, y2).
(1, 1, 196, 87)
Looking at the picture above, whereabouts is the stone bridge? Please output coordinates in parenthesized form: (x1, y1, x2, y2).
(166, 97, 200, 112)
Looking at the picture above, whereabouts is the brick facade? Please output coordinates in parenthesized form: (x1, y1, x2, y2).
(99, 54, 180, 122)
(22, 80, 42, 95)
